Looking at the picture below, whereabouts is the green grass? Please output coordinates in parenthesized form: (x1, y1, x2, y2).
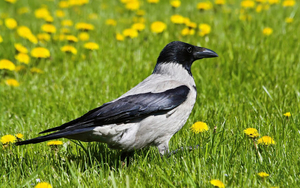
(1, 0, 300, 187)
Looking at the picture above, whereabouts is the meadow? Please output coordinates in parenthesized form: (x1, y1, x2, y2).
(0, 0, 299, 187)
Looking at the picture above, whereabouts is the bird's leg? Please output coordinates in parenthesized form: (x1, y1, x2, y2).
(157, 141, 170, 157)
(120, 151, 135, 165)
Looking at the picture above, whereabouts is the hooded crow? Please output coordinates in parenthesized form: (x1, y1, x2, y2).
(16, 41, 218, 155)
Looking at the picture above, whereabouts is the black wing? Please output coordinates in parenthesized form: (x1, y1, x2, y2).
(16, 85, 190, 145)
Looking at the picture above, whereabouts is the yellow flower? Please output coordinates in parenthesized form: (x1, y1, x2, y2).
(123, 28, 139, 38)
(75, 22, 94, 31)
(199, 23, 211, 36)
(257, 172, 269, 178)
(190, 121, 209, 133)
(241, 0, 255, 8)
(257, 136, 275, 145)
(84, 42, 99, 50)
(186, 22, 197, 29)
(35, 182, 52, 188)
(147, 0, 159, 3)
(136, 10, 145, 16)
(61, 45, 77, 54)
(15, 53, 30, 64)
(5, 18, 17, 29)
(37, 33, 51, 42)
(268, 0, 279, 4)
(35, 8, 50, 19)
(56, 10, 65, 18)
(17, 26, 32, 38)
(30, 67, 44, 74)
(31, 47, 50, 58)
(210, 179, 225, 188)
(1, 135, 17, 144)
(44, 15, 54, 23)
(27, 34, 38, 44)
(244, 128, 259, 138)
(132, 23, 145, 31)
(282, 0, 296, 7)
(171, 0, 181, 8)
(59, 1, 69, 8)
(105, 19, 117, 26)
(215, 0, 226, 5)
(0, 59, 15, 71)
(17, 7, 30, 15)
(66, 35, 78, 42)
(16, 133, 24, 139)
(0, 35, 2, 43)
(60, 28, 71, 34)
(263, 27, 273, 35)
(116, 33, 124, 41)
(14, 43, 28, 53)
(61, 20, 73, 27)
(47, 140, 63, 146)
(41, 24, 56, 34)
(78, 32, 89, 41)
(151, 21, 167, 33)
(197, 2, 213, 10)
(5, 0, 17, 3)
(126, 1, 140, 10)
(283, 112, 291, 117)
(170, 14, 185, 24)
(5, 79, 20, 87)
(53, 34, 66, 41)
(133, 17, 146, 23)
(181, 28, 195, 36)
(285, 17, 293, 23)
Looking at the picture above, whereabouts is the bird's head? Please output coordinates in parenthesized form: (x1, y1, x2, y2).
(154, 41, 218, 75)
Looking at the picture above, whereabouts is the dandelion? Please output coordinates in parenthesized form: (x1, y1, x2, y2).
(61, 20, 73, 27)
(35, 8, 50, 19)
(41, 24, 56, 34)
(199, 23, 211, 36)
(257, 172, 269, 178)
(268, 0, 279, 4)
(5, 79, 20, 87)
(1, 134, 17, 144)
(151, 21, 167, 33)
(56, 10, 65, 18)
(257, 136, 275, 145)
(285, 17, 293, 23)
(116, 33, 124, 41)
(59, 1, 69, 8)
(47, 140, 63, 146)
(244, 128, 259, 138)
(5, 0, 17, 3)
(15, 53, 30, 64)
(186, 22, 197, 29)
(136, 10, 145, 16)
(60, 28, 71, 34)
(31, 47, 50, 58)
(171, 0, 181, 8)
(262, 27, 273, 36)
(0, 35, 3, 43)
(190, 121, 209, 133)
(283, 112, 291, 117)
(181, 28, 195, 36)
(123, 28, 139, 38)
(282, 0, 296, 7)
(132, 23, 145, 31)
(170, 14, 185, 24)
(17, 26, 32, 38)
(61, 45, 77, 54)
(14, 43, 28, 53)
(66, 35, 78, 42)
(5, 18, 17, 29)
(16, 133, 24, 139)
(37, 33, 51, 42)
(27, 34, 38, 44)
(215, 0, 226, 5)
(125, 1, 140, 10)
(197, 2, 213, 10)
(0, 59, 16, 71)
(147, 0, 159, 3)
(34, 182, 52, 188)
(105, 19, 117, 26)
(78, 32, 89, 41)
(84, 42, 99, 50)
(241, 0, 255, 8)
(30, 67, 44, 74)
(44, 15, 54, 23)
(53, 34, 66, 41)
(75, 22, 94, 31)
(210, 179, 225, 188)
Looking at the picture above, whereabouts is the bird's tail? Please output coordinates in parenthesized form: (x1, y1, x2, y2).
(16, 132, 65, 145)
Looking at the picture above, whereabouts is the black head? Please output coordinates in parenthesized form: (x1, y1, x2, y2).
(154, 41, 218, 75)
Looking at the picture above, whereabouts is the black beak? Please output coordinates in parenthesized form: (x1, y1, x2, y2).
(193, 47, 218, 60)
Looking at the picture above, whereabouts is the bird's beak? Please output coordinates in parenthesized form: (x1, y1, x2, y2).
(193, 47, 218, 60)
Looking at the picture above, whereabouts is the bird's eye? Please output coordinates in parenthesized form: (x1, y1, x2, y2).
(187, 47, 193, 53)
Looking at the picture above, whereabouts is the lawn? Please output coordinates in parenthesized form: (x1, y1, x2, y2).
(0, 0, 299, 187)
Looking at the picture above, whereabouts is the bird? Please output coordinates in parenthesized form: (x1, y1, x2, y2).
(16, 41, 218, 156)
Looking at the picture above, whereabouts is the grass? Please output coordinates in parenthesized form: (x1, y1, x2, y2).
(1, 0, 300, 187)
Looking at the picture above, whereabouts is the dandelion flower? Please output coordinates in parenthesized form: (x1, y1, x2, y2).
(34, 182, 52, 188)
(5, 18, 17, 29)
(27, 34, 38, 44)
(241, 0, 255, 8)
(16, 133, 24, 139)
(37, 33, 51, 42)
(170, 14, 185, 24)
(262, 27, 273, 36)
(190, 121, 209, 133)
(268, 0, 279, 4)
(66, 35, 78, 42)
(61, 20, 73, 27)
(171, 0, 181, 8)
(60, 28, 70, 34)
(123, 28, 139, 38)
(61, 45, 77, 54)
(75, 22, 94, 31)
(31, 47, 50, 58)
(84, 42, 99, 50)
(56, 10, 65, 18)
(147, 0, 159, 3)
(283, 112, 291, 117)
(197, 2, 213, 10)
(30, 67, 44, 74)
(59, 1, 69, 8)
(151, 21, 167, 33)
(15, 53, 30, 64)
(5, 0, 17, 3)
(257, 136, 275, 145)
(14, 43, 28, 53)
(41, 24, 56, 34)
(199, 23, 211, 36)
(257, 172, 269, 178)
(244, 128, 259, 138)
(78, 32, 89, 41)
(17, 26, 32, 38)
(0, 35, 3, 43)
(282, 0, 296, 7)
(47, 140, 63, 146)
(285, 17, 293, 23)
(0, 59, 16, 71)
(132, 23, 145, 31)
(44, 15, 54, 23)
(210, 179, 225, 188)
(1, 134, 17, 144)
(181, 28, 195, 36)
(35, 8, 50, 19)
(105, 19, 117, 26)
(215, 0, 226, 5)
(136, 10, 145, 16)
(126, 1, 140, 10)
(5, 79, 20, 87)
(116, 33, 124, 41)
